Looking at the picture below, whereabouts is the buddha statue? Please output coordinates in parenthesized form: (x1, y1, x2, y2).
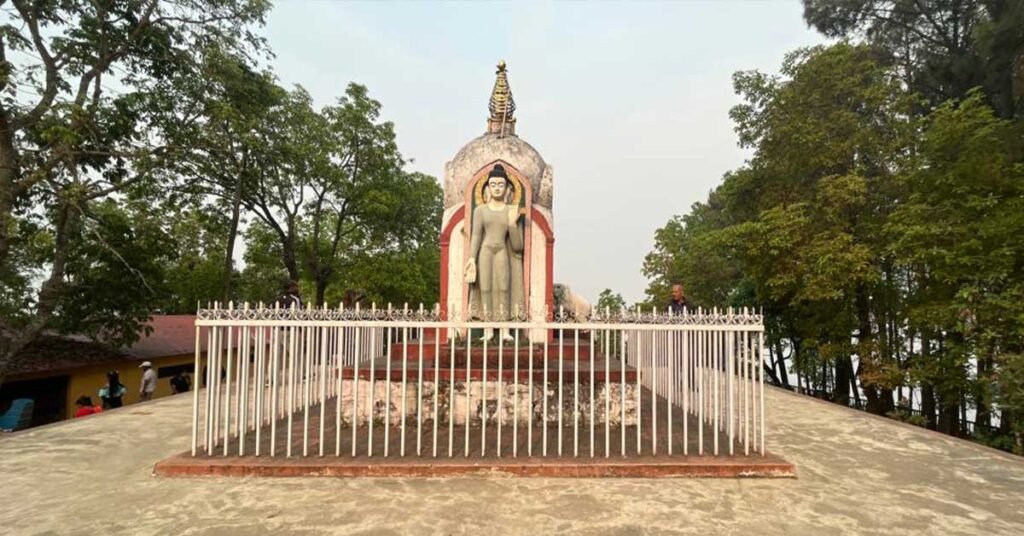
(465, 164, 525, 338)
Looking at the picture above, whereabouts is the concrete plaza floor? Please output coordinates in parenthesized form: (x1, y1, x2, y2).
(1, 387, 1022, 535)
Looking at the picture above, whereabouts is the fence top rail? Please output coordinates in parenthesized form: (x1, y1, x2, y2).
(194, 304, 764, 328)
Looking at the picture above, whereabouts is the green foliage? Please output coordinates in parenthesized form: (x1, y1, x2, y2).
(0, 0, 271, 378)
(159, 209, 236, 313)
(596, 289, 627, 314)
(54, 200, 172, 347)
(643, 40, 1024, 440)
(239, 221, 289, 305)
(801, 0, 1024, 118)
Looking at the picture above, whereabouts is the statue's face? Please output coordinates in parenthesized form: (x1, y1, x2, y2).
(487, 177, 508, 200)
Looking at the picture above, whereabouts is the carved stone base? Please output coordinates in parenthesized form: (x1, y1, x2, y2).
(337, 380, 638, 427)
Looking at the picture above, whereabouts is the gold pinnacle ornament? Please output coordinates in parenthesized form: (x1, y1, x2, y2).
(487, 60, 516, 137)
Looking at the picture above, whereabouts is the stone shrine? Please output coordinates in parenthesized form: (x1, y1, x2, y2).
(439, 61, 554, 333)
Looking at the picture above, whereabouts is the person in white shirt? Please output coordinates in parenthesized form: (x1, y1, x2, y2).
(139, 361, 157, 401)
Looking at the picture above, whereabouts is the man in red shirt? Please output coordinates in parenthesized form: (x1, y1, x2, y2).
(74, 396, 102, 418)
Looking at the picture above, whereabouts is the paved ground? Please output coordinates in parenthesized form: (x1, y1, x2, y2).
(1, 387, 1022, 535)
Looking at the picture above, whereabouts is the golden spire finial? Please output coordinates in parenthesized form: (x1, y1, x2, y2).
(487, 60, 516, 137)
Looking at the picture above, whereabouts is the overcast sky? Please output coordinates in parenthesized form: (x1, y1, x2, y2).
(260, 1, 825, 304)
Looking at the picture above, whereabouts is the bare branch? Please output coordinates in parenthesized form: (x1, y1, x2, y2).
(10, 0, 61, 132)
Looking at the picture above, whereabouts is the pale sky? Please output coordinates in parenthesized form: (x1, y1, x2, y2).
(261, 0, 825, 304)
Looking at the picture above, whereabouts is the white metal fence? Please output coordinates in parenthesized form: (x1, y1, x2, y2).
(191, 304, 766, 459)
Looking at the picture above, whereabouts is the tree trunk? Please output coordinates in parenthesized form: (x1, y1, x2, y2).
(855, 284, 884, 414)
(315, 276, 328, 307)
(921, 384, 937, 431)
(976, 353, 992, 429)
(834, 355, 853, 407)
(0, 104, 21, 271)
(0, 202, 77, 384)
(222, 175, 244, 303)
(938, 399, 961, 437)
(774, 339, 790, 388)
(282, 232, 299, 282)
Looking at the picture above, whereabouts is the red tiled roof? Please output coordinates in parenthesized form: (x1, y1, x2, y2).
(123, 315, 200, 359)
(8, 336, 126, 375)
(8, 315, 201, 376)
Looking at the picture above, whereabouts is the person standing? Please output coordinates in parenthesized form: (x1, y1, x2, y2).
(139, 361, 157, 401)
(668, 282, 688, 315)
(98, 371, 126, 409)
(277, 280, 302, 309)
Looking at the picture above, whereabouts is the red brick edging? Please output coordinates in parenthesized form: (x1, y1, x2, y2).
(154, 453, 796, 479)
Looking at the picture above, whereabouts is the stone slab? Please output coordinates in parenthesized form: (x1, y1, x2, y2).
(3, 387, 1024, 535)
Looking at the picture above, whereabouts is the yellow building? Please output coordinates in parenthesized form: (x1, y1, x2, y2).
(1, 316, 202, 427)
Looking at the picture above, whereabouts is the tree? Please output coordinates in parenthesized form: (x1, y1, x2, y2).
(651, 43, 915, 409)
(887, 91, 1024, 434)
(158, 207, 235, 314)
(157, 48, 283, 302)
(235, 83, 442, 306)
(0, 0, 270, 383)
(596, 289, 627, 314)
(801, 0, 1024, 118)
(643, 38, 1024, 448)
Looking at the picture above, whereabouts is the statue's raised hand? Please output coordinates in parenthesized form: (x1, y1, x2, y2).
(507, 206, 521, 227)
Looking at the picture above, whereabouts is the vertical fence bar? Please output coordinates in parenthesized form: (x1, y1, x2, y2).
(270, 316, 280, 457)
(513, 325, 519, 458)
(319, 320, 329, 456)
(417, 305, 425, 457)
(574, 328, 579, 457)
(543, 333, 548, 457)
(697, 320, 704, 456)
(598, 321, 606, 459)
(351, 307, 361, 457)
(683, 327, 689, 456)
(636, 328, 642, 455)
(481, 328, 488, 456)
(759, 329, 766, 455)
(432, 317, 440, 458)
(528, 322, 534, 457)
(590, 329, 595, 458)
(668, 325, 674, 456)
(368, 308, 377, 457)
(497, 330, 504, 458)
(727, 326, 735, 456)
(604, 320, 610, 458)
(206, 322, 217, 453)
(448, 325, 456, 458)
(620, 326, 626, 457)
(385, 310, 393, 458)
(714, 323, 720, 456)
(303, 321, 312, 457)
(559, 313, 564, 456)
(745, 327, 753, 457)
(254, 324, 265, 456)
(212, 320, 222, 452)
(239, 321, 250, 456)
(191, 325, 202, 456)
(401, 305, 409, 458)
(651, 319, 658, 456)
(223, 322, 234, 456)
(286, 321, 295, 458)
(335, 323, 343, 457)
(465, 330, 472, 458)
